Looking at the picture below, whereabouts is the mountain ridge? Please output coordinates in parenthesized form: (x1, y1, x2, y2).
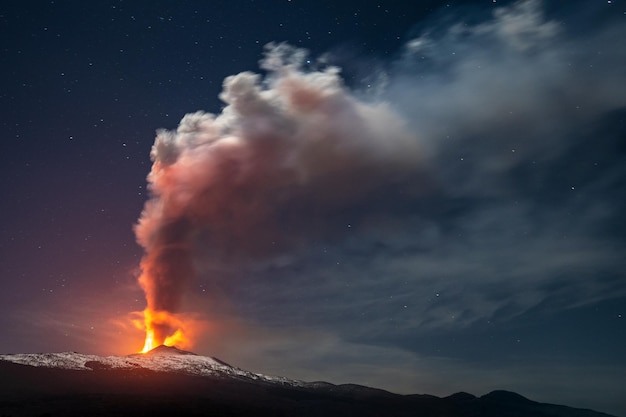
(0, 345, 302, 387)
(0, 346, 617, 417)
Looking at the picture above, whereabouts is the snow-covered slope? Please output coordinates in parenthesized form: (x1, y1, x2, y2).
(0, 345, 303, 387)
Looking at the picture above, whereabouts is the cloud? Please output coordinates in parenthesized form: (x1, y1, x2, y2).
(325, 0, 626, 330)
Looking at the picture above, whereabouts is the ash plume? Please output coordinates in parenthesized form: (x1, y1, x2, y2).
(134, 43, 427, 346)
(134, 0, 626, 349)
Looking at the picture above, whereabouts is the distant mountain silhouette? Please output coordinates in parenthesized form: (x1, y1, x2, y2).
(0, 346, 616, 417)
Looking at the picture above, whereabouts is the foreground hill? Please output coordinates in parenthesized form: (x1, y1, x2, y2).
(0, 346, 616, 417)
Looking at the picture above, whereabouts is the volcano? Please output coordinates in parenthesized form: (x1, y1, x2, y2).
(0, 346, 616, 417)
(139, 344, 197, 356)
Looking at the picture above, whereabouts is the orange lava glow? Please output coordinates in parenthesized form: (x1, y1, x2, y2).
(134, 247, 209, 353)
(136, 308, 191, 353)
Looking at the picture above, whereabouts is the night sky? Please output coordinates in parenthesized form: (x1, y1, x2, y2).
(1, 1, 625, 416)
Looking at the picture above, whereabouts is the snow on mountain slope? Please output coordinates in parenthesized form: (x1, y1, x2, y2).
(0, 345, 303, 387)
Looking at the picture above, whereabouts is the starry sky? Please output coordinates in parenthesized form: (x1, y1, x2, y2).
(1, 0, 625, 415)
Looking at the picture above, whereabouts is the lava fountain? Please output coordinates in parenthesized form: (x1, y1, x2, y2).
(137, 307, 188, 353)
(134, 187, 196, 353)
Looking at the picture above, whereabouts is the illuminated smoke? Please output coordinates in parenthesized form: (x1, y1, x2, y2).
(133, 0, 626, 349)
(134, 43, 425, 349)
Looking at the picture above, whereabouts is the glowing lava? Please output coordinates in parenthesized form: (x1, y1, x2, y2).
(137, 308, 189, 353)
(135, 249, 194, 353)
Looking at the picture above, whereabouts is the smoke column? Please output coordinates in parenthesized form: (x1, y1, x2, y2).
(134, 0, 626, 351)
(134, 43, 424, 350)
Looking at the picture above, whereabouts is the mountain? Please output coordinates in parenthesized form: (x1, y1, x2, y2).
(138, 344, 197, 356)
(0, 346, 616, 417)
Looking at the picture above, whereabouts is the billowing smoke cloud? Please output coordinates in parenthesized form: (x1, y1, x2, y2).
(134, 42, 430, 347)
(135, 0, 626, 349)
